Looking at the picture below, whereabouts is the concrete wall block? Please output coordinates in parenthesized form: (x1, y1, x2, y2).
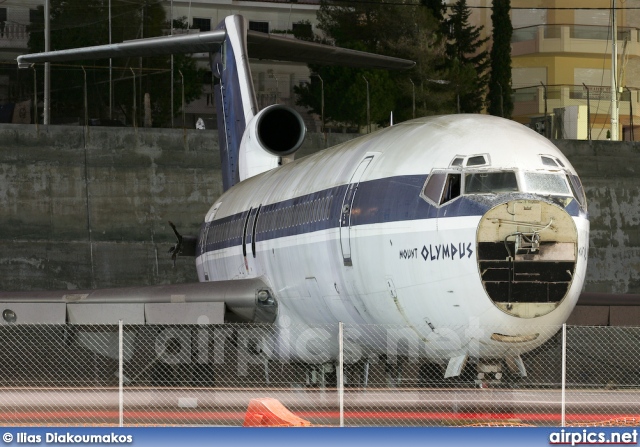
(0, 125, 639, 296)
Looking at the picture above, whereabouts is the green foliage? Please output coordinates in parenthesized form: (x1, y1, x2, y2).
(27, 0, 204, 126)
(487, 0, 513, 118)
(294, 0, 452, 128)
(444, 0, 489, 113)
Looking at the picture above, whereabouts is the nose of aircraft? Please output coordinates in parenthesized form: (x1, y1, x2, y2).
(476, 199, 578, 318)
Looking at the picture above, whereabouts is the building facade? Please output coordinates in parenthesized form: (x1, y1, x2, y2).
(462, 0, 640, 140)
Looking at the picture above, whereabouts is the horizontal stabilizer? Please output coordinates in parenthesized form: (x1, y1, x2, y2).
(18, 24, 414, 70)
(17, 30, 226, 68)
(246, 31, 414, 69)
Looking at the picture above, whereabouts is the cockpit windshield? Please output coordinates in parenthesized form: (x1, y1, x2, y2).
(522, 172, 571, 196)
(464, 172, 518, 194)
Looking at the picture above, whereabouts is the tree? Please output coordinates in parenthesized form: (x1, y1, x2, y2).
(27, 0, 204, 127)
(487, 0, 513, 118)
(444, 0, 489, 113)
(294, 0, 452, 128)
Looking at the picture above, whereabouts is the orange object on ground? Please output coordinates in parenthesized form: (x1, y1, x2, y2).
(243, 397, 312, 427)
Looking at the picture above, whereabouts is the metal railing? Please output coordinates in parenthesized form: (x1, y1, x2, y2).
(0, 322, 638, 427)
(513, 84, 639, 141)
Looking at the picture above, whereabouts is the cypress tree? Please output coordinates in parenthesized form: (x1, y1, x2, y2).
(445, 0, 489, 113)
(487, 0, 513, 118)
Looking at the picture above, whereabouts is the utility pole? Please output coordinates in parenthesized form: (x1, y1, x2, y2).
(109, 0, 112, 120)
(44, 0, 50, 125)
(170, 0, 174, 128)
(611, 0, 619, 140)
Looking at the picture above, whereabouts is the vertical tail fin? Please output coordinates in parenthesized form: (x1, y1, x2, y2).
(212, 15, 258, 191)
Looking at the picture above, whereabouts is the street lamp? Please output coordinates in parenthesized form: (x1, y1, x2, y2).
(362, 75, 370, 133)
(310, 73, 324, 134)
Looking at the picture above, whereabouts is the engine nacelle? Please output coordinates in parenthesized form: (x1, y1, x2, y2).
(239, 105, 306, 181)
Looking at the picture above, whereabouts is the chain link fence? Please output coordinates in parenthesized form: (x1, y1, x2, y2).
(0, 323, 639, 427)
(513, 84, 639, 141)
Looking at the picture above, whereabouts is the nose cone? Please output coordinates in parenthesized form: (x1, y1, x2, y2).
(476, 199, 578, 318)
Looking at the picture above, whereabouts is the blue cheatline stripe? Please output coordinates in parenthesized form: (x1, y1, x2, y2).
(195, 174, 583, 257)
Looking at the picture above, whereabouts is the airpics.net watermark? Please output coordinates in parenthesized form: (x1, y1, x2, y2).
(3, 432, 133, 445)
(549, 429, 638, 446)
(146, 315, 515, 374)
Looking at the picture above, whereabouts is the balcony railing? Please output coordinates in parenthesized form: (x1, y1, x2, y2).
(0, 23, 29, 50)
(512, 24, 640, 58)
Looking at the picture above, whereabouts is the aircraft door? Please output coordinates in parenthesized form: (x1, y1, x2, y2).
(243, 207, 257, 258)
(340, 155, 374, 266)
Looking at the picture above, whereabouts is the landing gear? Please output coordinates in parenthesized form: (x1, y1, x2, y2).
(306, 363, 337, 388)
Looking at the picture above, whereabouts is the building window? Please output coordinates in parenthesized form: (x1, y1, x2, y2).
(249, 21, 269, 34)
(29, 8, 43, 25)
(192, 17, 211, 32)
(292, 22, 312, 36)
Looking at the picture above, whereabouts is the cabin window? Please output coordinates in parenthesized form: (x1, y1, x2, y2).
(464, 171, 518, 194)
(523, 172, 571, 196)
(324, 195, 333, 220)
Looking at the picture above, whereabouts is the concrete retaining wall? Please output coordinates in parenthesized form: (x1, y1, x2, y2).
(0, 123, 637, 297)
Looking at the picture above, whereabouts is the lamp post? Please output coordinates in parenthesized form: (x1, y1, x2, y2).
(44, 0, 50, 125)
(409, 78, 415, 119)
(310, 73, 324, 132)
(362, 75, 370, 133)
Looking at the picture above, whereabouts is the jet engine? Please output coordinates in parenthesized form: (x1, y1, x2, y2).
(239, 105, 306, 181)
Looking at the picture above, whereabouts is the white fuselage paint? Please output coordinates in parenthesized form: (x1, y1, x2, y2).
(196, 115, 590, 363)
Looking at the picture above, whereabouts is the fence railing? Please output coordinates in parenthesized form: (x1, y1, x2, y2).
(513, 84, 639, 141)
(0, 322, 638, 427)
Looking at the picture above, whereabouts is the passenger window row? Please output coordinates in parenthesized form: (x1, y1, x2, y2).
(205, 194, 335, 248)
(257, 195, 333, 234)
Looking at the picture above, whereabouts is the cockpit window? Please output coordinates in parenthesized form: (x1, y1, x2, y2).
(423, 172, 461, 205)
(466, 155, 487, 167)
(523, 172, 571, 196)
(567, 174, 587, 210)
(541, 156, 558, 167)
(464, 172, 518, 194)
(441, 173, 461, 204)
(451, 157, 464, 167)
(423, 173, 447, 203)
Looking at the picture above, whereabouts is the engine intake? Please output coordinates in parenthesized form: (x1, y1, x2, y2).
(254, 105, 306, 156)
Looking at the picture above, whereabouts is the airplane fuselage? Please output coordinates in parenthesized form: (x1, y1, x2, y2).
(195, 115, 589, 364)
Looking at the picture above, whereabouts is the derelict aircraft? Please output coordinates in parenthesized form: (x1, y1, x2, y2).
(12, 15, 589, 383)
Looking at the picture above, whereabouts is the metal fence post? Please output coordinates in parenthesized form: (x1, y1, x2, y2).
(561, 323, 567, 427)
(130, 68, 136, 129)
(540, 81, 548, 138)
(627, 86, 634, 141)
(32, 66, 38, 132)
(81, 66, 87, 128)
(119, 319, 124, 427)
(178, 69, 185, 129)
(583, 83, 591, 141)
(338, 321, 344, 427)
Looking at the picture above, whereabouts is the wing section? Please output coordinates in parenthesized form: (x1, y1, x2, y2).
(0, 279, 277, 324)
